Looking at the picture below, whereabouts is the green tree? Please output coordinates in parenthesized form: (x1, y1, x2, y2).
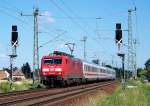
(145, 58, 150, 78)
(137, 68, 143, 77)
(21, 62, 32, 79)
(139, 69, 147, 78)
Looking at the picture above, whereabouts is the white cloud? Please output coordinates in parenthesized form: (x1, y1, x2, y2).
(41, 11, 55, 24)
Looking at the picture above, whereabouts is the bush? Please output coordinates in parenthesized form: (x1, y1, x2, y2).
(30, 81, 46, 89)
(0, 82, 11, 93)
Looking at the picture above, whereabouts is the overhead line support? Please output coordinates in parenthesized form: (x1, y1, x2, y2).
(21, 8, 42, 81)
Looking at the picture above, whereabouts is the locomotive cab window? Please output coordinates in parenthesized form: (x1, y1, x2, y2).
(44, 59, 53, 64)
(43, 58, 62, 64)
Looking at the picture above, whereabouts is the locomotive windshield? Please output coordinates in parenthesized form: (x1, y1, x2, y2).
(43, 58, 62, 64)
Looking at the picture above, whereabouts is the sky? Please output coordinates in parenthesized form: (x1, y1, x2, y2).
(0, 0, 149, 70)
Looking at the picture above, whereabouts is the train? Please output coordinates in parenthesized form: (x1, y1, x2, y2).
(40, 51, 116, 87)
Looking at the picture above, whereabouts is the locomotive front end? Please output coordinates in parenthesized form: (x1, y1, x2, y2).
(41, 57, 62, 76)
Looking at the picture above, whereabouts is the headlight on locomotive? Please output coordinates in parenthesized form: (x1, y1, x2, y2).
(42, 68, 49, 72)
(55, 68, 62, 72)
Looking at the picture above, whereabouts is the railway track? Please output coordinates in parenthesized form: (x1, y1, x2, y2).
(0, 81, 116, 106)
(0, 88, 46, 99)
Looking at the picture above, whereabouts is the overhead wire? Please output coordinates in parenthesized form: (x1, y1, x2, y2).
(59, 0, 101, 43)
(59, 1, 115, 62)
(0, 1, 35, 32)
(0, 8, 30, 27)
(49, 0, 90, 38)
(1, 0, 32, 25)
(1, 0, 68, 48)
(3, 0, 23, 13)
(50, 0, 104, 54)
(59, 0, 115, 59)
(48, 0, 85, 46)
(39, 32, 65, 48)
(1, 0, 121, 64)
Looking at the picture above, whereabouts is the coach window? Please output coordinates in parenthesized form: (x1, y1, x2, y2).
(102, 69, 104, 73)
(84, 65, 86, 71)
(86, 66, 88, 72)
(106, 70, 108, 74)
(96, 68, 98, 72)
(88, 66, 90, 71)
(86, 66, 88, 71)
(94, 67, 96, 72)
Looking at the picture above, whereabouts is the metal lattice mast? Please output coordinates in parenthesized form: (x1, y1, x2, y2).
(128, 9, 135, 74)
(33, 8, 40, 80)
(81, 36, 87, 60)
(133, 39, 137, 77)
(21, 8, 40, 80)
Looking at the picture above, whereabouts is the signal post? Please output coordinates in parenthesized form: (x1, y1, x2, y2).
(115, 23, 125, 89)
(9, 25, 18, 88)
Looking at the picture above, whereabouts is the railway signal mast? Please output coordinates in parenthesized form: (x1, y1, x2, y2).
(9, 25, 18, 87)
(115, 23, 122, 51)
(115, 23, 125, 89)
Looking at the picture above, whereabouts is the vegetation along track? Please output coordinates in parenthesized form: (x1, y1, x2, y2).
(0, 81, 117, 106)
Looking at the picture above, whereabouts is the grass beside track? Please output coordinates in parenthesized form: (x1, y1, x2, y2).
(0, 80, 33, 93)
(98, 80, 150, 106)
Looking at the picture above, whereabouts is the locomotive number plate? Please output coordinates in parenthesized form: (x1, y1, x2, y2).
(50, 68, 54, 71)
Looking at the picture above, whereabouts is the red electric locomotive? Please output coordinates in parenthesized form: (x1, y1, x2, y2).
(40, 51, 83, 86)
(41, 51, 116, 87)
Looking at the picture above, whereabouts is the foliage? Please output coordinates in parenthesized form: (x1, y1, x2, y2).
(138, 69, 147, 78)
(145, 58, 150, 71)
(0, 82, 11, 93)
(30, 81, 46, 89)
(21, 62, 32, 79)
(136, 58, 150, 79)
(137, 68, 143, 77)
(98, 80, 150, 106)
(0, 80, 34, 93)
(145, 58, 150, 78)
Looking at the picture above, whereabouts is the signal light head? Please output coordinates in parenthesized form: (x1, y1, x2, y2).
(12, 25, 17, 31)
(115, 23, 122, 44)
(11, 25, 18, 46)
(116, 23, 121, 29)
(11, 32, 18, 46)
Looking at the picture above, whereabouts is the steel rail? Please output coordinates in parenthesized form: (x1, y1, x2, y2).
(0, 81, 116, 106)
